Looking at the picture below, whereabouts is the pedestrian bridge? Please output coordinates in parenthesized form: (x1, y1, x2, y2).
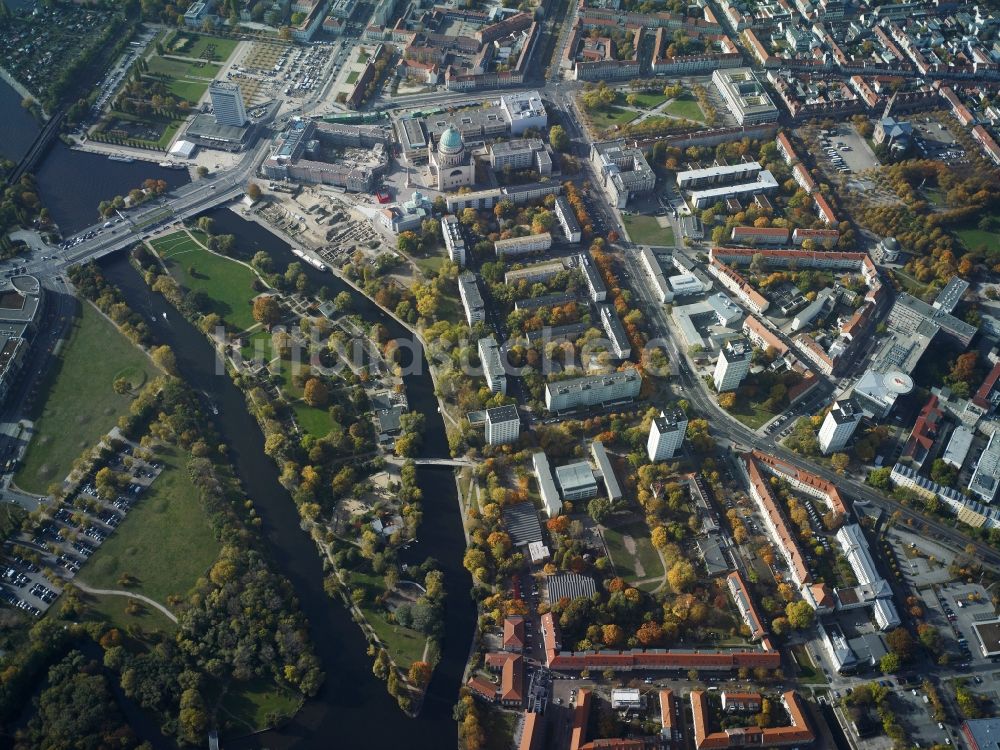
(411, 458, 474, 467)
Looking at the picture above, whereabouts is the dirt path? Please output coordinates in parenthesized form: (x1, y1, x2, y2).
(621, 534, 645, 578)
(73, 580, 178, 623)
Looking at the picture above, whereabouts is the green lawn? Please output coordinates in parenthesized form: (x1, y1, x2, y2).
(346, 70, 360, 85)
(291, 401, 338, 439)
(351, 569, 427, 668)
(665, 93, 705, 121)
(727, 396, 779, 430)
(15, 304, 157, 494)
(217, 677, 303, 734)
(153, 231, 259, 332)
(146, 55, 222, 80)
(629, 91, 668, 109)
(602, 521, 664, 584)
(166, 77, 210, 104)
(180, 33, 240, 62)
(357, 50, 370, 64)
(623, 214, 674, 246)
(956, 225, 1000, 258)
(414, 252, 447, 277)
(79, 445, 222, 606)
(70, 590, 178, 634)
(589, 106, 638, 132)
(890, 268, 932, 299)
(791, 644, 827, 685)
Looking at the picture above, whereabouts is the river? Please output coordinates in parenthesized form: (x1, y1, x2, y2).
(0, 80, 189, 234)
(2, 69, 474, 746)
(99, 205, 474, 748)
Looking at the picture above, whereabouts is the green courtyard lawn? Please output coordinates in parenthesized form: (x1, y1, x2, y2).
(414, 251, 447, 277)
(602, 520, 664, 585)
(629, 91, 668, 109)
(890, 267, 933, 299)
(665, 92, 705, 121)
(791, 644, 827, 685)
(346, 70, 360, 85)
(623, 214, 674, 246)
(350, 569, 427, 668)
(79, 445, 222, 606)
(291, 401, 338, 439)
(216, 677, 303, 735)
(153, 230, 259, 332)
(588, 105, 638, 132)
(357, 50, 370, 64)
(956, 225, 1000, 259)
(165, 77, 211, 104)
(15, 304, 157, 494)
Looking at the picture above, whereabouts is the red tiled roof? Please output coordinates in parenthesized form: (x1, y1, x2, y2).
(660, 689, 677, 733)
(902, 395, 943, 464)
(504, 615, 526, 651)
(519, 711, 543, 750)
(467, 676, 496, 701)
(973, 361, 1000, 409)
(692, 690, 815, 749)
(732, 226, 791, 237)
(750, 449, 848, 516)
(744, 456, 812, 586)
(814, 193, 837, 224)
(501, 654, 524, 704)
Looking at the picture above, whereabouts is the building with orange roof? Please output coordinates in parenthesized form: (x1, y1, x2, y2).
(660, 689, 678, 741)
(706, 258, 770, 314)
(501, 654, 525, 706)
(467, 675, 497, 701)
(775, 132, 798, 164)
(793, 163, 817, 194)
(813, 193, 837, 225)
(691, 690, 815, 749)
(742, 455, 812, 589)
(972, 125, 1000, 166)
(519, 711, 544, 750)
(731, 226, 790, 245)
(727, 571, 767, 640)
(504, 615, 526, 652)
(749, 449, 849, 516)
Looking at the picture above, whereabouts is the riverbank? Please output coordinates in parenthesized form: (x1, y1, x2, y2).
(0, 64, 44, 118)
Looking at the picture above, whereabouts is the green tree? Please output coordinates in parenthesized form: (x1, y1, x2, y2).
(549, 124, 570, 152)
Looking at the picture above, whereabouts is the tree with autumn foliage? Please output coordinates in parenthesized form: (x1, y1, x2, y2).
(602, 623, 624, 647)
(408, 661, 432, 688)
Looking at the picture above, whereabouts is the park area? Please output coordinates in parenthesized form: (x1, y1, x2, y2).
(349, 569, 428, 669)
(152, 230, 260, 332)
(956, 223, 1000, 258)
(602, 520, 664, 590)
(78, 445, 222, 608)
(623, 214, 674, 246)
(15, 304, 156, 494)
(271, 358, 343, 439)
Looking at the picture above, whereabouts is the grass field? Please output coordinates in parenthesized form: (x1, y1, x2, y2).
(589, 106, 638, 132)
(957, 225, 1000, 258)
(146, 55, 222, 80)
(727, 395, 779, 430)
(791, 644, 827, 684)
(603, 521, 664, 584)
(153, 231, 259, 332)
(346, 70, 360, 85)
(891, 268, 932, 299)
(79, 445, 221, 606)
(629, 91, 668, 109)
(218, 677, 303, 734)
(351, 569, 427, 668)
(623, 214, 674, 246)
(72, 590, 178, 634)
(414, 252, 447, 277)
(357, 50, 370, 64)
(15, 304, 157, 494)
(665, 93, 705, 121)
(291, 401, 337, 438)
(174, 33, 239, 63)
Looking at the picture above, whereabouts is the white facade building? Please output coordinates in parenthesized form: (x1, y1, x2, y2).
(485, 404, 520, 445)
(209, 81, 247, 127)
(441, 214, 466, 266)
(713, 339, 752, 393)
(533, 451, 562, 517)
(545, 368, 641, 412)
(647, 408, 688, 461)
(458, 272, 486, 326)
(818, 398, 862, 454)
(478, 336, 507, 394)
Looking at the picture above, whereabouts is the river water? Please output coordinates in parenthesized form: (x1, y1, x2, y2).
(0, 81, 190, 234)
(2, 70, 473, 747)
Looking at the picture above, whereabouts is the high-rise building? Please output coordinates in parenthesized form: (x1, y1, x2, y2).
(478, 336, 507, 395)
(713, 339, 751, 393)
(485, 405, 520, 445)
(647, 409, 688, 461)
(544, 368, 641, 412)
(209, 81, 247, 127)
(441, 214, 466, 266)
(818, 398, 862, 454)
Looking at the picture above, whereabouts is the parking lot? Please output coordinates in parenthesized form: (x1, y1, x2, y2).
(912, 118, 967, 163)
(1, 441, 161, 617)
(820, 126, 880, 174)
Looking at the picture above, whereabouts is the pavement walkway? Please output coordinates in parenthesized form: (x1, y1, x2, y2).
(73, 580, 179, 623)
